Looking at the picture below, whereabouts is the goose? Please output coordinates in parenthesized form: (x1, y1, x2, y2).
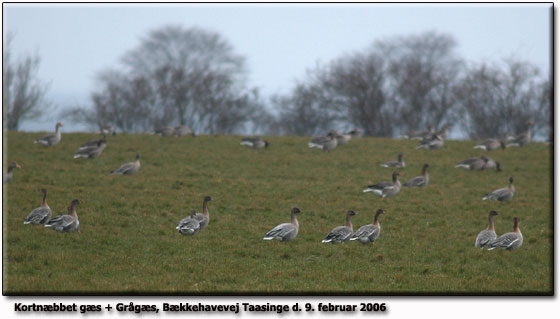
(240, 137, 269, 149)
(455, 157, 489, 170)
(308, 132, 338, 152)
(322, 210, 357, 243)
(435, 123, 451, 139)
(191, 196, 212, 230)
(99, 124, 116, 136)
(363, 171, 402, 200)
(483, 158, 502, 172)
(475, 210, 499, 248)
(74, 137, 107, 159)
(482, 177, 514, 201)
(44, 199, 80, 233)
(263, 207, 301, 241)
(404, 164, 429, 187)
(401, 125, 435, 140)
(154, 126, 175, 136)
(34, 122, 63, 146)
(474, 138, 506, 151)
(111, 153, 141, 175)
(3, 162, 21, 183)
(333, 129, 360, 145)
(78, 135, 106, 150)
(174, 125, 196, 137)
(416, 134, 443, 150)
(381, 152, 405, 168)
(506, 121, 534, 147)
(350, 209, 384, 246)
(23, 188, 52, 225)
(488, 217, 523, 250)
(176, 210, 201, 235)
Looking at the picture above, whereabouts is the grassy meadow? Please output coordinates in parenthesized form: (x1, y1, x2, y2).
(2, 132, 553, 295)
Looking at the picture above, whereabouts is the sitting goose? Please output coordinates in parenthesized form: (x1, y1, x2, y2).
(174, 125, 196, 137)
(322, 210, 357, 244)
(240, 137, 269, 149)
(435, 123, 451, 139)
(3, 162, 21, 183)
(350, 209, 384, 246)
(111, 153, 141, 175)
(45, 199, 80, 233)
(363, 171, 402, 200)
(482, 177, 515, 202)
(333, 129, 360, 145)
(191, 196, 212, 230)
(99, 124, 116, 136)
(475, 210, 499, 248)
(402, 125, 435, 140)
(176, 210, 201, 235)
(483, 157, 502, 172)
(78, 135, 106, 150)
(23, 188, 52, 225)
(381, 152, 405, 168)
(416, 134, 443, 150)
(34, 122, 63, 146)
(74, 136, 107, 159)
(455, 156, 489, 171)
(474, 138, 505, 151)
(506, 121, 534, 148)
(488, 217, 523, 251)
(404, 164, 429, 188)
(263, 207, 301, 241)
(308, 132, 338, 152)
(154, 126, 175, 136)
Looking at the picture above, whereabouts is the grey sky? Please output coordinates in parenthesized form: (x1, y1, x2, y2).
(2, 3, 551, 132)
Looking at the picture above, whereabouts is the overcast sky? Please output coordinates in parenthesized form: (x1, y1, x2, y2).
(2, 3, 552, 132)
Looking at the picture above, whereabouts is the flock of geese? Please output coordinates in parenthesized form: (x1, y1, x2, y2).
(5, 120, 536, 251)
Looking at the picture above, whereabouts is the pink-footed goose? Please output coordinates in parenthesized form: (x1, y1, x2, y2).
(488, 217, 523, 250)
(322, 210, 357, 243)
(3, 162, 21, 183)
(482, 177, 514, 202)
(474, 138, 506, 151)
(23, 188, 52, 225)
(308, 132, 338, 152)
(506, 121, 534, 148)
(416, 134, 443, 150)
(241, 137, 269, 149)
(263, 207, 301, 241)
(111, 153, 141, 175)
(350, 209, 384, 246)
(176, 210, 201, 235)
(475, 210, 499, 248)
(363, 171, 402, 200)
(34, 122, 63, 146)
(381, 152, 405, 168)
(45, 199, 80, 233)
(191, 196, 212, 230)
(74, 136, 107, 159)
(404, 164, 429, 188)
(401, 125, 435, 140)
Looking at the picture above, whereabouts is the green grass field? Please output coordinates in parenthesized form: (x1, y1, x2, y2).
(2, 132, 552, 295)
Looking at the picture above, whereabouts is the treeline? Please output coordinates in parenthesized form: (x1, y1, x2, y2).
(4, 26, 551, 139)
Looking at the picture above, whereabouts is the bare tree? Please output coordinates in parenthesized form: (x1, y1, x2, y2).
(2, 34, 51, 131)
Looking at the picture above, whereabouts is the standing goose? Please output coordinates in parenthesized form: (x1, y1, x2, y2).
(176, 210, 201, 235)
(416, 134, 443, 150)
(363, 171, 402, 200)
(488, 217, 523, 250)
(308, 132, 338, 152)
(3, 162, 21, 183)
(263, 207, 301, 241)
(74, 137, 107, 159)
(381, 152, 405, 168)
(475, 210, 499, 248)
(174, 125, 196, 137)
(404, 164, 429, 188)
(44, 199, 80, 233)
(191, 196, 212, 230)
(474, 138, 506, 151)
(111, 153, 141, 175)
(322, 210, 357, 243)
(455, 157, 489, 171)
(23, 188, 52, 225)
(350, 209, 384, 246)
(482, 177, 515, 201)
(506, 121, 534, 148)
(240, 137, 269, 149)
(402, 125, 434, 140)
(34, 122, 63, 146)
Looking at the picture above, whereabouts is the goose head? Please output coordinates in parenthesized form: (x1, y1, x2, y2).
(509, 177, 514, 184)
(496, 162, 502, 172)
(135, 153, 141, 160)
(9, 162, 21, 170)
(204, 196, 212, 202)
(291, 207, 301, 215)
(489, 210, 499, 217)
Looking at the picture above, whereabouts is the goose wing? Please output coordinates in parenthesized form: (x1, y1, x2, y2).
(176, 217, 200, 235)
(404, 176, 427, 187)
(24, 207, 52, 225)
(263, 222, 297, 240)
(322, 226, 352, 243)
(488, 233, 521, 250)
(475, 230, 497, 248)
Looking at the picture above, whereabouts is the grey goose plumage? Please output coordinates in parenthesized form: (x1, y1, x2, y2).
(488, 217, 523, 250)
(482, 177, 514, 201)
(475, 210, 499, 248)
(506, 121, 534, 148)
(474, 138, 506, 151)
(404, 164, 429, 188)
(363, 171, 402, 200)
(3, 162, 21, 183)
(350, 209, 384, 246)
(263, 207, 301, 241)
(174, 125, 196, 137)
(401, 125, 435, 140)
(381, 152, 405, 168)
(241, 137, 269, 149)
(34, 122, 63, 146)
(416, 134, 443, 150)
(154, 126, 175, 136)
(308, 132, 338, 152)
(74, 136, 107, 159)
(45, 199, 80, 233)
(111, 153, 141, 175)
(23, 188, 52, 225)
(176, 210, 201, 235)
(322, 210, 357, 244)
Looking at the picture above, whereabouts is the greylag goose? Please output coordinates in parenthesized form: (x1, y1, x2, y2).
(506, 121, 534, 147)
(154, 126, 175, 136)
(240, 137, 269, 149)
(488, 217, 523, 250)
(322, 210, 357, 243)
(475, 210, 499, 248)
(111, 153, 141, 175)
(435, 124, 451, 139)
(23, 188, 52, 225)
(308, 132, 338, 152)
(381, 152, 405, 168)
(263, 207, 301, 241)
(350, 209, 384, 246)
(191, 196, 212, 230)
(44, 199, 80, 233)
(3, 162, 21, 183)
(474, 139, 505, 151)
(401, 125, 435, 140)
(99, 124, 116, 135)
(455, 156, 489, 171)
(174, 125, 196, 137)
(482, 177, 514, 201)
(404, 164, 429, 187)
(416, 134, 443, 150)
(176, 210, 201, 235)
(74, 136, 107, 159)
(34, 122, 63, 146)
(363, 171, 402, 200)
